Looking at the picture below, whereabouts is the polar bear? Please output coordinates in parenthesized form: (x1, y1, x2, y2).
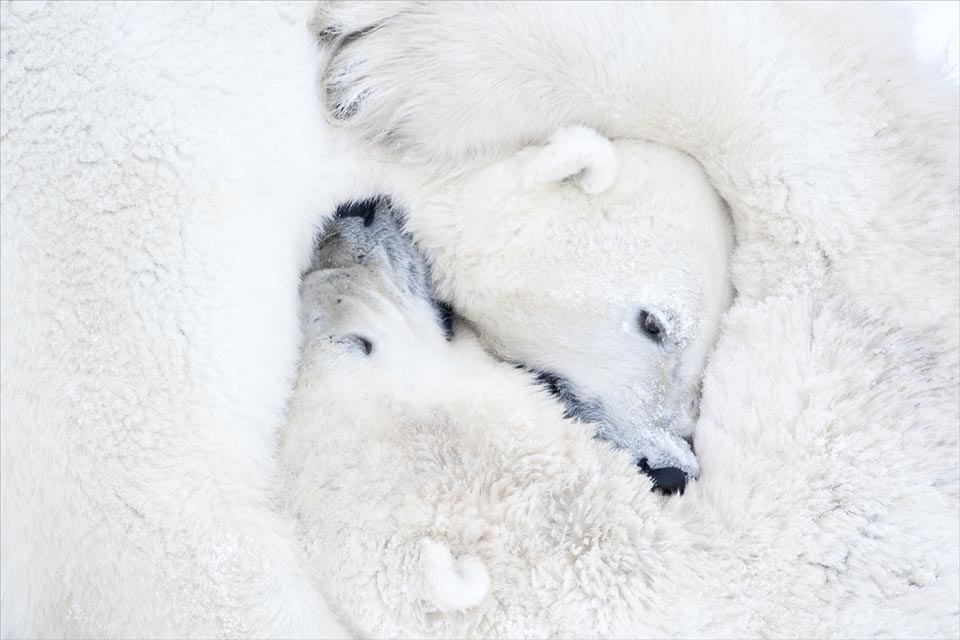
(283, 199, 688, 638)
(387, 126, 735, 490)
(314, 1, 958, 336)
(4, 1, 957, 637)
(312, 0, 960, 496)
(284, 193, 960, 639)
(309, 4, 959, 636)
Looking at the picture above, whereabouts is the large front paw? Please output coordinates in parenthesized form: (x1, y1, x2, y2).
(314, 2, 468, 160)
(312, 1, 553, 165)
(318, 5, 409, 128)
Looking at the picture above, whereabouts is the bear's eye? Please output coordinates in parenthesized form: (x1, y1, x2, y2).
(638, 310, 664, 341)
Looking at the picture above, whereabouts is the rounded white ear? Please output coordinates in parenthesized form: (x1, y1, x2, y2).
(417, 539, 489, 612)
(524, 126, 619, 194)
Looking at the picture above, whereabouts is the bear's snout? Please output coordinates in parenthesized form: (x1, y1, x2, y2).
(637, 458, 687, 495)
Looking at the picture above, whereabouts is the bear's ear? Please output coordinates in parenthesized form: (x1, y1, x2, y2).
(523, 126, 618, 194)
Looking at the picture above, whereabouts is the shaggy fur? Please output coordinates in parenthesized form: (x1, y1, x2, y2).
(310, 1, 960, 637)
(2, 0, 957, 638)
(286, 206, 693, 637)
(286, 136, 960, 638)
(0, 2, 379, 637)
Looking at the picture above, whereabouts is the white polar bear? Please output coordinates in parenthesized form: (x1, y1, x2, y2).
(311, 2, 959, 636)
(284, 200, 695, 638)
(316, 1, 958, 335)
(389, 126, 735, 488)
(285, 197, 958, 638)
(3, 1, 957, 637)
(315, 0, 960, 494)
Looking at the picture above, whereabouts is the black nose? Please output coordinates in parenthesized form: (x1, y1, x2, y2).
(335, 199, 377, 226)
(637, 458, 688, 495)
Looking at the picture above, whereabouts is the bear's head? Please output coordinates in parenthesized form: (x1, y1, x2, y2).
(396, 127, 735, 487)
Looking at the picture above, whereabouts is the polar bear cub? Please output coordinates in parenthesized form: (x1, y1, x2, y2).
(281, 201, 682, 637)
(391, 127, 735, 488)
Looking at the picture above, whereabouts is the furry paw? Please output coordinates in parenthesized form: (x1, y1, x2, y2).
(313, 1, 410, 122)
(312, 1, 573, 166)
(314, 1, 440, 150)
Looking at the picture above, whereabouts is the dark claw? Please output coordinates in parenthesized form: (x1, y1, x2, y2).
(315, 25, 340, 43)
(325, 81, 371, 121)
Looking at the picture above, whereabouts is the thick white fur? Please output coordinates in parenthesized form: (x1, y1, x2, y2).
(286, 152, 957, 636)
(320, 2, 959, 328)
(3, 1, 958, 637)
(392, 130, 734, 478)
(285, 247, 673, 637)
(0, 2, 388, 637)
(312, 1, 960, 637)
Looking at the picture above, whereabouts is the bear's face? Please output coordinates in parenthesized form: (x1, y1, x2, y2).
(299, 200, 450, 384)
(400, 128, 735, 480)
